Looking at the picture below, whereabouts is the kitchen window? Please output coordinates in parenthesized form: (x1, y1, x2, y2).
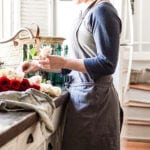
(0, 0, 53, 39)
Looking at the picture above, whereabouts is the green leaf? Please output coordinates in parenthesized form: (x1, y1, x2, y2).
(29, 48, 38, 59)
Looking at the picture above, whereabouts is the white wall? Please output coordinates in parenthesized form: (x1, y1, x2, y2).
(55, 0, 78, 38)
(1, 0, 12, 38)
(0, 0, 2, 39)
(55, 0, 123, 38)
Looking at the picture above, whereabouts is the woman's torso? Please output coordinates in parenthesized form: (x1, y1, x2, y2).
(67, 1, 120, 85)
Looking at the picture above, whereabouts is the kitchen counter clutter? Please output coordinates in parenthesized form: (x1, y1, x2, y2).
(0, 24, 68, 149)
(0, 91, 69, 150)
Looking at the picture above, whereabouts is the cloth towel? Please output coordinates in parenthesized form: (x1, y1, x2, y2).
(0, 88, 56, 136)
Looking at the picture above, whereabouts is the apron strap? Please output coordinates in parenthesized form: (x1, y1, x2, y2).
(76, 0, 107, 52)
(76, 0, 97, 53)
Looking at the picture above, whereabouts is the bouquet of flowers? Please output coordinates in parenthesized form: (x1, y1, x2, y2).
(0, 68, 61, 97)
(0, 68, 40, 92)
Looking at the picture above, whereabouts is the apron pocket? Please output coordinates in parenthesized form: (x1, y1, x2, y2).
(69, 84, 93, 110)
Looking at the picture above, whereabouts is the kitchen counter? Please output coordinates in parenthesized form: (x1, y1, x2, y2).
(0, 91, 69, 149)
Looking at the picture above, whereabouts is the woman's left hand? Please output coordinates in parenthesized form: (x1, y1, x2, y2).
(39, 55, 65, 72)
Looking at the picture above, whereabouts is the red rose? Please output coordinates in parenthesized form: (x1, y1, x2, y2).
(10, 79, 21, 91)
(0, 76, 10, 92)
(31, 84, 40, 91)
(19, 78, 31, 91)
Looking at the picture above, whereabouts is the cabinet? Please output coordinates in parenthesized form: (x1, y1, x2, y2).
(0, 92, 68, 150)
(0, 109, 64, 150)
(0, 122, 45, 150)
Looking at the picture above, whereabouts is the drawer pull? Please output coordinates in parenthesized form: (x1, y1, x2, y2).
(27, 134, 34, 144)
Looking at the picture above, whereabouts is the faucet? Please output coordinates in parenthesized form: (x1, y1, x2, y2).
(0, 27, 34, 44)
(0, 27, 36, 65)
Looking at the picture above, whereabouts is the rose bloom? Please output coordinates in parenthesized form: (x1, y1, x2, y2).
(19, 78, 31, 91)
(0, 76, 10, 92)
(10, 79, 21, 91)
(31, 84, 41, 91)
(28, 75, 42, 85)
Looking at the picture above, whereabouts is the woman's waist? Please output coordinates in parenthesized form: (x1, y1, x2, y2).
(66, 72, 113, 88)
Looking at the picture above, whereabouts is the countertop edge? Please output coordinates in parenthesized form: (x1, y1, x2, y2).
(0, 112, 39, 147)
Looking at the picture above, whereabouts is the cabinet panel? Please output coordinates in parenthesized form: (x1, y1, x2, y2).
(16, 122, 45, 150)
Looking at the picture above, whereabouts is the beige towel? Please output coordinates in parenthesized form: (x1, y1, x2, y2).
(0, 88, 56, 136)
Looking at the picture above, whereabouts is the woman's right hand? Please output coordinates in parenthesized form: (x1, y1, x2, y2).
(21, 60, 40, 74)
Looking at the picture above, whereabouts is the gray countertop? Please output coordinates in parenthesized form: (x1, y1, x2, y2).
(0, 91, 69, 147)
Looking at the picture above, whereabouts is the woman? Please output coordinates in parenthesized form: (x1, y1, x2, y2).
(22, 0, 123, 149)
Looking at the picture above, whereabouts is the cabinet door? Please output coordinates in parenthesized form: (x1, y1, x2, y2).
(16, 122, 45, 150)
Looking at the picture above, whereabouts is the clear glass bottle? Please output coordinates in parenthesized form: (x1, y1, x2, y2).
(48, 44, 56, 85)
(63, 45, 69, 85)
(55, 44, 63, 87)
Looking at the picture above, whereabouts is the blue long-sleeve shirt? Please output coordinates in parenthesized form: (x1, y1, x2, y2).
(62, 2, 121, 81)
(84, 2, 121, 80)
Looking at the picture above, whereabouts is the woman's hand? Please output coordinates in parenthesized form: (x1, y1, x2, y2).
(39, 55, 87, 73)
(21, 55, 87, 74)
(21, 60, 40, 74)
(38, 55, 66, 72)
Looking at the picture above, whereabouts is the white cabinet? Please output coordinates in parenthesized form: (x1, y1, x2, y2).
(0, 122, 45, 150)
(0, 105, 65, 150)
(0, 118, 63, 150)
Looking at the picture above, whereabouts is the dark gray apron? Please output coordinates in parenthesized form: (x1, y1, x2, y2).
(62, 1, 121, 150)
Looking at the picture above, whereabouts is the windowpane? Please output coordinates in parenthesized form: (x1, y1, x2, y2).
(20, 0, 50, 35)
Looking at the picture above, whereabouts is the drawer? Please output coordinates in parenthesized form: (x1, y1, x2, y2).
(16, 122, 45, 150)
